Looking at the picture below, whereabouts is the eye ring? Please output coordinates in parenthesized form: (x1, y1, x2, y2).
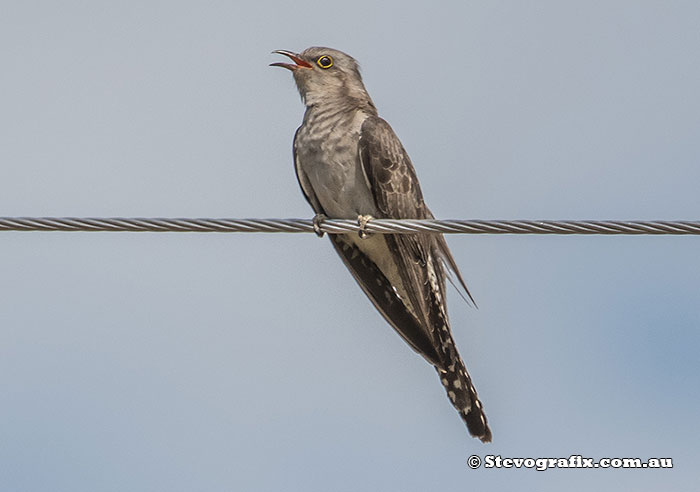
(316, 55, 333, 69)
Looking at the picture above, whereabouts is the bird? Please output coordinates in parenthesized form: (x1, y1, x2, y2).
(271, 47, 491, 442)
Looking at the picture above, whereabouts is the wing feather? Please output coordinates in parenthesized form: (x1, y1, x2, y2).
(359, 117, 475, 309)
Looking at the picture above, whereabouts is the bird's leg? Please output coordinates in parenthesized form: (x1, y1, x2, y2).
(357, 214, 374, 239)
(312, 213, 327, 237)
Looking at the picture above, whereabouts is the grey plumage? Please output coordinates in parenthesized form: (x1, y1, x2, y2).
(272, 47, 491, 442)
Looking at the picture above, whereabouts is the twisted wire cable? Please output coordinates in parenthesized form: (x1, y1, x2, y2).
(2, 217, 700, 235)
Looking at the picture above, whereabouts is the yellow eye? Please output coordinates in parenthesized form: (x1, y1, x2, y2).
(316, 55, 333, 69)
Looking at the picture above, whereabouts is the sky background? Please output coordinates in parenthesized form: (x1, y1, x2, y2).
(1, 1, 699, 490)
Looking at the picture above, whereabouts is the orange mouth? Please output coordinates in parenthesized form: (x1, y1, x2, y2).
(270, 50, 313, 71)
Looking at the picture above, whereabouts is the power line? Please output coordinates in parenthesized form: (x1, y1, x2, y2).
(2, 216, 700, 235)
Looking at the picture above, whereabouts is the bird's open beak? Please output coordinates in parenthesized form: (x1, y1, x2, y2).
(270, 50, 313, 71)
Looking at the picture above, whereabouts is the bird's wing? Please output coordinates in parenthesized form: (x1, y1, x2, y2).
(359, 116, 475, 306)
(358, 116, 442, 322)
(358, 117, 429, 222)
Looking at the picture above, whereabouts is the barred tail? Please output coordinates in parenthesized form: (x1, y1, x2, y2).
(437, 354, 491, 442)
(427, 253, 492, 442)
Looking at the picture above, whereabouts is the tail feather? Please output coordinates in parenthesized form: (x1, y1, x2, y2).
(436, 356, 491, 442)
(427, 252, 492, 442)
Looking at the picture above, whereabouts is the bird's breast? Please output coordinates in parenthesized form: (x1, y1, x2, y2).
(295, 110, 377, 218)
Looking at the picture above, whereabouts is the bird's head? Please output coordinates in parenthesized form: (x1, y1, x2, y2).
(271, 47, 375, 111)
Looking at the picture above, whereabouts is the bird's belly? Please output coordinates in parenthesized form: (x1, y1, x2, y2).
(305, 155, 378, 218)
(343, 233, 421, 321)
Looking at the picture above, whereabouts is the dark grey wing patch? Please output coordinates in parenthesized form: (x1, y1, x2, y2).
(358, 116, 438, 332)
(358, 116, 428, 221)
(359, 116, 475, 309)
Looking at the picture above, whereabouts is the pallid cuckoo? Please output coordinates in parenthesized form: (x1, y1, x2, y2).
(272, 47, 491, 442)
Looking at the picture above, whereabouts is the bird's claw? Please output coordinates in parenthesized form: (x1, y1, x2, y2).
(312, 213, 327, 237)
(357, 214, 373, 239)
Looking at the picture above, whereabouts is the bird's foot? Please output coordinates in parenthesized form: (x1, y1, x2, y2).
(357, 214, 373, 239)
(312, 213, 327, 237)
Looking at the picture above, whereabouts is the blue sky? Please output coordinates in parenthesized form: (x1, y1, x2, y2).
(1, 2, 699, 490)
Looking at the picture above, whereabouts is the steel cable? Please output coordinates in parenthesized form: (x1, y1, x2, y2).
(2, 217, 700, 235)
